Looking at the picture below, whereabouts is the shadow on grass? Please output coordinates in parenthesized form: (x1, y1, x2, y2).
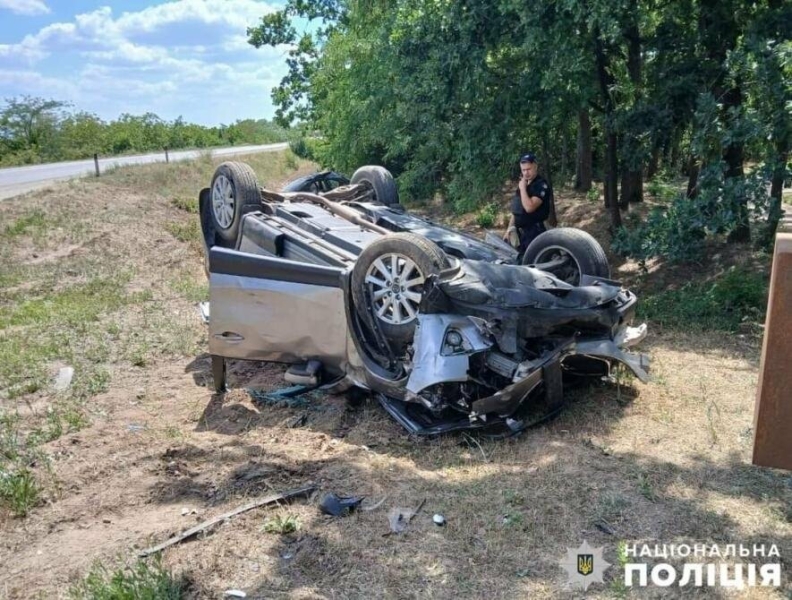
(145, 436, 791, 598)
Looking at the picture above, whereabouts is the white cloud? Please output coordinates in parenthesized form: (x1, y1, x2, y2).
(0, 68, 77, 97)
(1, 0, 290, 124)
(0, 0, 50, 16)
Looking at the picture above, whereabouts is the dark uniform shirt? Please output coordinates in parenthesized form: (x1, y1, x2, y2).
(510, 175, 552, 228)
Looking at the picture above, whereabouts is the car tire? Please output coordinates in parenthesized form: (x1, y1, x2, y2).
(209, 162, 261, 246)
(352, 233, 450, 344)
(521, 227, 610, 285)
(350, 165, 400, 207)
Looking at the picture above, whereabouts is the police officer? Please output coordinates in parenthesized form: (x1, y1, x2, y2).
(503, 152, 552, 254)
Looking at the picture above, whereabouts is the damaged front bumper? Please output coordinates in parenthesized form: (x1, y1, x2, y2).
(391, 314, 649, 435)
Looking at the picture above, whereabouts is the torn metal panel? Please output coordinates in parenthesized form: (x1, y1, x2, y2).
(575, 338, 650, 382)
(406, 314, 492, 394)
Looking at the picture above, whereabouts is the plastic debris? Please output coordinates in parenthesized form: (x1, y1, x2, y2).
(248, 385, 321, 408)
(54, 366, 74, 392)
(433, 514, 446, 526)
(387, 498, 426, 534)
(224, 591, 246, 598)
(319, 492, 364, 516)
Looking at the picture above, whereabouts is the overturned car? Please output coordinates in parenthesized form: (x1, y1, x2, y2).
(199, 161, 649, 435)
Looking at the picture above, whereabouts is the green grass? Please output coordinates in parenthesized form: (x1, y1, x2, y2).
(170, 197, 198, 213)
(164, 220, 201, 244)
(0, 412, 42, 516)
(0, 275, 147, 399)
(69, 557, 186, 600)
(0, 148, 307, 521)
(0, 467, 40, 517)
(4, 209, 47, 237)
(637, 266, 768, 331)
(0, 275, 145, 515)
(103, 147, 311, 201)
(262, 513, 302, 534)
(169, 273, 208, 303)
(0, 274, 147, 329)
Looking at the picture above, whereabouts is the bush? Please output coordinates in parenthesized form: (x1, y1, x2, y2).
(637, 266, 768, 331)
(476, 203, 499, 228)
(613, 163, 773, 263)
(289, 137, 311, 159)
(646, 176, 676, 201)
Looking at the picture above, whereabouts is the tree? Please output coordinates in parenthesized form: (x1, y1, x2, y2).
(249, 0, 789, 253)
(0, 96, 68, 163)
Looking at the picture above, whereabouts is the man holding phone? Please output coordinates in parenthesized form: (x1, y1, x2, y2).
(503, 152, 553, 255)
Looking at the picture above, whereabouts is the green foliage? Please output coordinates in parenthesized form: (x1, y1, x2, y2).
(69, 557, 185, 600)
(475, 203, 499, 228)
(646, 176, 676, 202)
(586, 187, 600, 202)
(0, 97, 293, 167)
(4, 210, 47, 237)
(614, 163, 773, 262)
(262, 513, 302, 534)
(289, 137, 311, 159)
(0, 467, 40, 517)
(170, 197, 198, 214)
(637, 267, 768, 332)
(247, 0, 791, 237)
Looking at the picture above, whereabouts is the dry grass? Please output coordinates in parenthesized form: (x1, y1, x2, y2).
(0, 161, 790, 599)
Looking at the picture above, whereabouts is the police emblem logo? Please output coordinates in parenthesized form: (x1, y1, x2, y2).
(560, 541, 610, 591)
(577, 554, 593, 576)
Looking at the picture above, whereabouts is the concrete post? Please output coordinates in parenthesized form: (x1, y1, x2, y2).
(752, 216, 792, 470)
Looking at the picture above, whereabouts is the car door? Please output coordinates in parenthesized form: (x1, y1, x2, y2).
(207, 246, 349, 370)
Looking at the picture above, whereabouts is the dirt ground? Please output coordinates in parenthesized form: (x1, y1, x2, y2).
(0, 155, 790, 599)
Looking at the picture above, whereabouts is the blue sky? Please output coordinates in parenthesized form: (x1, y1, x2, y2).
(0, 0, 296, 126)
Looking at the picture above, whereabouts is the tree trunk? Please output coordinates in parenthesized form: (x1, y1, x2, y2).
(623, 4, 644, 203)
(621, 170, 642, 207)
(594, 31, 622, 230)
(686, 157, 699, 199)
(767, 149, 788, 238)
(619, 153, 630, 210)
(722, 85, 750, 242)
(647, 144, 661, 180)
(575, 109, 592, 192)
(541, 136, 558, 227)
(561, 131, 568, 185)
(606, 130, 620, 226)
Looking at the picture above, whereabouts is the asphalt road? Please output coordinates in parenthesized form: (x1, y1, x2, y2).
(0, 142, 289, 201)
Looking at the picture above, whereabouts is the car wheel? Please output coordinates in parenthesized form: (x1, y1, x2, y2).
(352, 233, 450, 344)
(521, 227, 610, 285)
(350, 165, 400, 207)
(209, 162, 261, 246)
